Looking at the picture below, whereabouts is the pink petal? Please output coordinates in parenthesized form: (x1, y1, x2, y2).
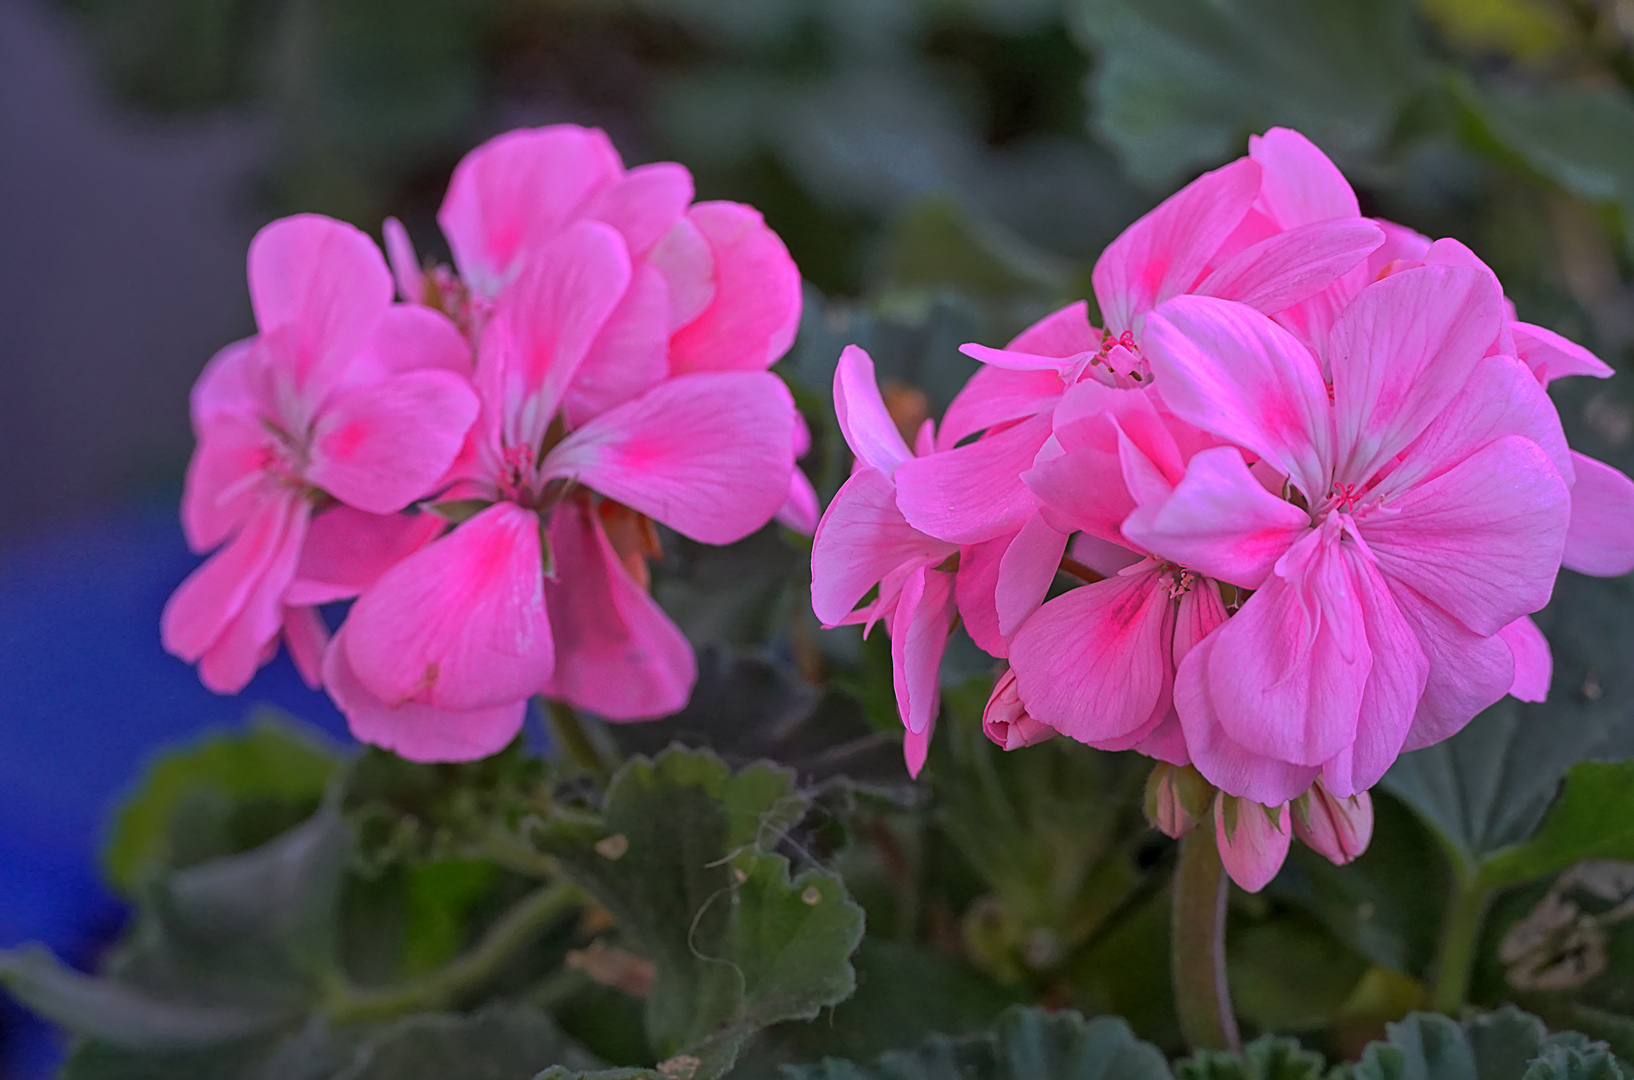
(539, 500, 696, 720)
(904, 720, 934, 779)
(1009, 567, 1174, 750)
(667, 201, 802, 374)
(1175, 629, 1322, 804)
(890, 565, 958, 737)
(1215, 796, 1292, 893)
(356, 305, 472, 377)
(561, 261, 672, 427)
(382, 217, 424, 304)
(247, 215, 393, 397)
(1023, 424, 1135, 545)
(955, 532, 1012, 658)
(164, 493, 311, 693)
(1144, 295, 1332, 500)
(583, 162, 694, 257)
(1500, 616, 1552, 703)
(895, 412, 1054, 544)
(1092, 157, 1261, 334)
(996, 511, 1068, 637)
(481, 220, 633, 447)
(1204, 526, 1368, 767)
(1563, 451, 1634, 577)
(343, 501, 554, 711)
(648, 216, 716, 330)
(283, 604, 329, 690)
(1363, 435, 1570, 637)
(983, 668, 1058, 750)
(325, 620, 528, 763)
(811, 466, 955, 627)
(1326, 265, 1504, 484)
(834, 345, 913, 476)
(958, 343, 1087, 375)
(1248, 128, 1360, 225)
(1196, 219, 1383, 316)
(191, 337, 260, 424)
(1071, 533, 1144, 577)
(777, 468, 821, 534)
(306, 370, 480, 515)
(543, 371, 795, 545)
(1512, 321, 1613, 383)
(1007, 299, 1100, 355)
(1390, 581, 1514, 753)
(438, 125, 623, 296)
(1122, 446, 1310, 590)
(182, 409, 271, 553)
(1375, 354, 1571, 500)
(1319, 549, 1427, 797)
(938, 363, 1063, 449)
(287, 507, 446, 605)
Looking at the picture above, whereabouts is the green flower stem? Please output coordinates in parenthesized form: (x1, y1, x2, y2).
(1429, 869, 1491, 1015)
(1171, 828, 1241, 1053)
(547, 699, 613, 784)
(327, 880, 583, 1024)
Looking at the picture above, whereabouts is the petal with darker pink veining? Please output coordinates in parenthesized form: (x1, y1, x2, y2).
(1144, 295, 1331, 500)
(1009, 568, 1173, 750)
(1249, 128, 1360, 226)
(325, 620, 528, 763)
(1513, 321, 1613, 383)
(438, 125, 623, 296)
(247, 215, 393, 398)
(1364, 435, 1569, 638)
(543, 371, 795, 545)
(1196, 218, 1382, 317)
(996, 511, 1069, 638)
(1122, 446, 1309, 590)
(895, 412, 1053, 545)
(539, 500, 696, 720)
(890, 565, 958, 737)
(1093, 157, 1261, 334)
(307, 370, 479, 515)
(811, 467, 955, 627)
(344, 501, 553, 711)
(287, 507, 446, 606)
(1390, 581, 1514, 753)
(667, 202, 801, 374)
(1325, 265, 1503, 484)
(834, 345, 913, 475)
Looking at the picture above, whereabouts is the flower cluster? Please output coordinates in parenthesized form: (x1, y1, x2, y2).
(811, 128, 1634, 889)
(164, 125, 807, 762)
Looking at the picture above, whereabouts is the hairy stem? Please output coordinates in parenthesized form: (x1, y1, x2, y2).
(1429, 871, 1490, 1015)
(327, 881, 583, 1024)
(1171, 829, 1240, 1053)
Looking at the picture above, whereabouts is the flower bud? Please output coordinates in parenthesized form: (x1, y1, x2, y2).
(1144, 763, 1213, 839)
(1214, 794, 1291, 893)
(982, 668, 1057, 750)
(1292, 782, 1374, 866)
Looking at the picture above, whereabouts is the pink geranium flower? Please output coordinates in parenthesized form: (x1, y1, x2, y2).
(811, 346, 960, 776)
(326, 223, 798, 762)
(387, 124, 818, 531)
(1133, 264, 1572, 804)
(162, 215, 479, 694)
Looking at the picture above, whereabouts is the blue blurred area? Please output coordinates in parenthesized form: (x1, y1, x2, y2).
(0, 498, 350, 1078)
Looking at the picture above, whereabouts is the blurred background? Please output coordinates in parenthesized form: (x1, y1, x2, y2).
(6, 0, 1634, 1074)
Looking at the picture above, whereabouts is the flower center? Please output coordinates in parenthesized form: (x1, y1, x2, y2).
(1081, 329, 1151, 390)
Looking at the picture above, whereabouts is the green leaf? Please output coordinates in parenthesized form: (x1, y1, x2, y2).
(779, 1005, 1173, 1080)
(334, 1004, 600, 1080)
(1477, 762, 1634, 889)
(0, 945, 283, 1049)
(1460, 81, 1634, 256)
(1352, 1008, 1628, 1080)
(1175, 1035, 1327, 1080)
(1074, 0, 1424, 186)
(535, 748, 864, 1078)
(103, 713, 341, 894)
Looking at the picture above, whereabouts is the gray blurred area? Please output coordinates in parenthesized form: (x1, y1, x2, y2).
(0, 0, 264, 539)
